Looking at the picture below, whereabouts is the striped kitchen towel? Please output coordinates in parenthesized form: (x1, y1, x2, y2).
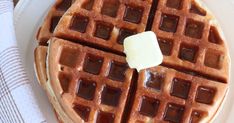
(0, 0, 46, 123)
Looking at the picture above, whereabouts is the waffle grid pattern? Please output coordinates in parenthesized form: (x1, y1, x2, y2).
(54, 0, 152, 53)
(35, 0, 230, 122)
(49, 38, 134, 122)
(152, 0, 229, 83)
(129, 66, 227, 123)
(37, 0, 75, 44)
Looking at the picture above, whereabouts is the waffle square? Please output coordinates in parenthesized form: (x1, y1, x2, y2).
(36, 0, 76, 45)
(54, 0, 152, 54)
(34, 0, 230, 122)
(128, 66, 227, 123)
(151, 0, 229, 83)
(47, 38, 136, 122)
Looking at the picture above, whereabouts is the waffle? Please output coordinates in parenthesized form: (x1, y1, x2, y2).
(35, 0, 76, 122)
(48, 38, 136, 122)
(54, 0, 153, 54)
(36, 0, 76, 45)
(34, 46, 47, 87)
(34, 46, 74, 123)
(128, 66, 227, 123)
(54, 0, 229, 83)
(151, 0, 229, 84)
(34, 0, 230, 122)
(35, 0, 77, 86)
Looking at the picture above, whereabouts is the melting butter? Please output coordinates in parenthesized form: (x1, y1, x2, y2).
(124, 31, 163, 72)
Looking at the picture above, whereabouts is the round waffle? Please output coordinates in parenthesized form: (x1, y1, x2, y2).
(35, 46, 74, 123)
(36, 0, 76, 45)
(48, 38, 136, 122)
(35, 0, 76, 122)
(34, 0, 230, 122)
(35, 0, 76, 89)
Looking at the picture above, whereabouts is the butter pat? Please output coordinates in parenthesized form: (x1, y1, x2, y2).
(123, 31, 163, 72)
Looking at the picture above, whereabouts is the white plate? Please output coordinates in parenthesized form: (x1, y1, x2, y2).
(14, 0, 234, 122)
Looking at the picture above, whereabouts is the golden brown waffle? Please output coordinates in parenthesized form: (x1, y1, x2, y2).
(128, 66, 227, 123)
(54, 0, 153, 54)
(34, 46, 72, 123)
(151, 0, 229, 84)
(54, 0, 229, 83)
(48, 38, 136, 122)
(36, 0, 75, 45)
(35, 0, 77, 86)
(34, 0, 230, 122)
(34, 46, 48, 87)
(35, 0, 76, 122)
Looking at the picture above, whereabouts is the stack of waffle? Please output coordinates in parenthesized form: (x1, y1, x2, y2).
(34, 0, 230, 122)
